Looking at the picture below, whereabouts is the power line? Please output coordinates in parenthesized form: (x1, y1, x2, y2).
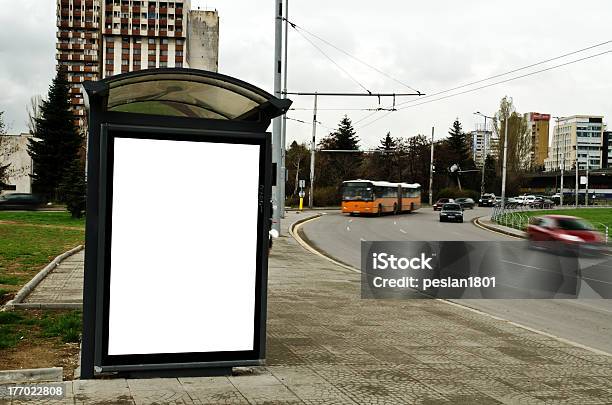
(285, 17, 422, 94)
(394, 39, 612, 108)
(286, 116, 334, 131)
(292, 27, 372, 94)
(358, 48, 611, 129)
(397, 49, 612, 110)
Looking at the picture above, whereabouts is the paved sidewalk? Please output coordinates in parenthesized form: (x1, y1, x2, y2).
(2, 211, 612, 404)
(22, 250, 84, 307)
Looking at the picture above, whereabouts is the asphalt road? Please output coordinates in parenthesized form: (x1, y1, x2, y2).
(300, 206, 612, 354)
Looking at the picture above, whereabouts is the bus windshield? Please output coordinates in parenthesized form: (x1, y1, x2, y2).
(342, 182, 374, 201)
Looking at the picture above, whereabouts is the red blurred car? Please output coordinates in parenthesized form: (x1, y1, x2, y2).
(433, 198, 454, 211)
(527, 215, 605, 255)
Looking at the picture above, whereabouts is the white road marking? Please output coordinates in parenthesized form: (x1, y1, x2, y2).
(346, 226, 351, 232)
(400, 229, 407, 234)
(360, 237, 367, 242)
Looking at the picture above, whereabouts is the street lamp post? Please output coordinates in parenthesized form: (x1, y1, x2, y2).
(474, 111, 494, 198)
(501, 113, 509, 210)
(429, 127, 434, 205)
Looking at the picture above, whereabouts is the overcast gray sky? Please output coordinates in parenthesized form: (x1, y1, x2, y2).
(1, 1, 611, 148)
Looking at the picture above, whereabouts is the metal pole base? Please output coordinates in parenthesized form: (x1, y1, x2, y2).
(118, 367, 233, 379)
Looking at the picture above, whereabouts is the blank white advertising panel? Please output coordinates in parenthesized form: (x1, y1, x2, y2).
(107, 137, 260, 356)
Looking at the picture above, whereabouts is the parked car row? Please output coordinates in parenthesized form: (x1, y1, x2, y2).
(433, 197, 475, 211)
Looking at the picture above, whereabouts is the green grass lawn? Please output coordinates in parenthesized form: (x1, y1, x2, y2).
(496, 208, 612, 236)
(0, 211, 85, 228)
(0, 310, 81, 349)
(0, 211, 85, 303)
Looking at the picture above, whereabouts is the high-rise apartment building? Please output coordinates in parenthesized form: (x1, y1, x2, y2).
(469, 123, 498, 167)
(57, 0, 219, 127)
(524, 112, 550, 170)
(101, 0, 190, 76)
(544, 115, 605, 172)
(56, 0, 102, 128)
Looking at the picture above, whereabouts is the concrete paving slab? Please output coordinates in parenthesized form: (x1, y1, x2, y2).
(3, 211, 612, 403)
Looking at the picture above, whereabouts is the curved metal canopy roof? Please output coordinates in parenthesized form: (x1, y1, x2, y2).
(84, 68, 291, 123)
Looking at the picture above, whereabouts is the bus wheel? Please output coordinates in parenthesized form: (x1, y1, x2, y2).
(378, 204, 383, 216)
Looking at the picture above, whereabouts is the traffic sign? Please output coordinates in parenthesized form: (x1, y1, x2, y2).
(299, 179, 305, 188)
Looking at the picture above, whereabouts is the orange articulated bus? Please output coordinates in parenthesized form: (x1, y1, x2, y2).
(341, 180, 421, 215)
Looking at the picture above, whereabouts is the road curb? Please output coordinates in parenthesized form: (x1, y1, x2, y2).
(2, 245, 84, 311)
(473, 216, 526, 239)
(0, 367, 63, 384)
(289, 214, 359, 274)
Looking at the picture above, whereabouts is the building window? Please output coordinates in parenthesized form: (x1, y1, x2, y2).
(160, 61, 167, 67)
(175, 50, 182, 56)
(148, 50, 156, 55)
(176, 39, 183, 45)
(175, 62, 182, 68)
(148, 38, 156, 44)
(148, 60, 156, 68)
(161, 38, 168, 45)
(160, 50, 168, 56)
(122, 59, 129, 65)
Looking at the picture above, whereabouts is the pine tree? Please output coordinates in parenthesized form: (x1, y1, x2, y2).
(28, 68, 83, 202)
(446, 118, 470, 163)
(377, 132, 397, 181)
(317, 115, 361, 186)
(59, 158, 86, 218)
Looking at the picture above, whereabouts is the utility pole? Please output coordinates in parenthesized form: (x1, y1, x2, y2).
(501, 113, 509, 210)
(308, 93, 318, 209)
(272, 0, 283, 233)
(429, 127, 434, 205)
(575, 155, 579, 207)
(586, 163, 590, 206)
(555, 116, 564, 207)
(279, 0, 289, 219)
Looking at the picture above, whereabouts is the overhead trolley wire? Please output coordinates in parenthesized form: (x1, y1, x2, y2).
(394, 39, 612, 108)
(285, 17, 422, 94)
(357, 46, 612, 129)
(292, 27, 373, 94)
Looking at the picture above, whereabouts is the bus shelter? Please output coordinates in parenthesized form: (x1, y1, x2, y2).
(81, 69, 291, 378)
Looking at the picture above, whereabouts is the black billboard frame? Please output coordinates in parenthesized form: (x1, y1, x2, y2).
(92, 124, 271, 374)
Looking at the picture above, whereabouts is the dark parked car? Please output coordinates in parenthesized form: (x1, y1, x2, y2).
(478, 193, 495, 207)
(433, 198, 454, 211)
(0, 193, 41, 210)
(527, 215, 605, 255)
(529, 196, 554, 209)
(454, 197, 475, 209)
(439, 203, 463, 223)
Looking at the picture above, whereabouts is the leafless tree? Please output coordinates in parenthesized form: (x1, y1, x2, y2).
(26, 95, 43, 136)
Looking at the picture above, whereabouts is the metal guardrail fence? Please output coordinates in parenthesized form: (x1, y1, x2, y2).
(491, 205, 609, 243)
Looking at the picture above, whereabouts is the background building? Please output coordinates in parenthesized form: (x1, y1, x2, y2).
(469, 122, 497, 167)
(0, 134, 33, 194)
(544, 115, 605, 172)
(56, 0, 102, 128)
(524, 112, 550, 170)
(603, 130, 611, 169)
(187, 9, 219, 71)
(57, 0, 219, 127)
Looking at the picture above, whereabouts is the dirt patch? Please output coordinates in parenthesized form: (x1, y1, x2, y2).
(0, 220, 83, 231)
(0, 340, 80, 380)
